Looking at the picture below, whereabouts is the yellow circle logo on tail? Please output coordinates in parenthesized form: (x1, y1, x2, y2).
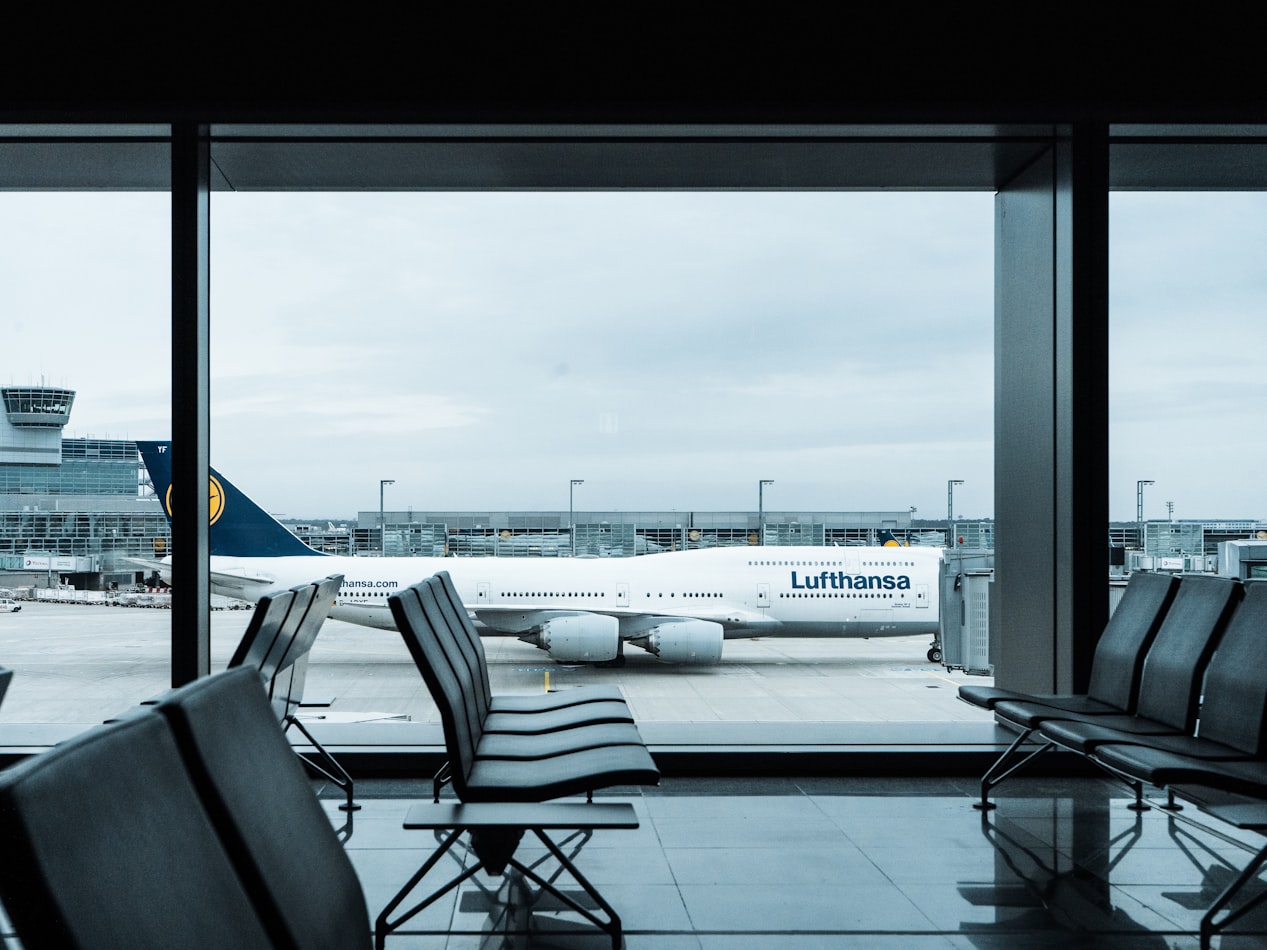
(164, 476, 225, 526)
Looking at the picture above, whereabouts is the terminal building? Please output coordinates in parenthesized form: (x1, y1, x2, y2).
(321, 508, 937, 558)
(0, 385, 938, 588)
(0, 387, 169, 591)
(1, 386, 1263, 592)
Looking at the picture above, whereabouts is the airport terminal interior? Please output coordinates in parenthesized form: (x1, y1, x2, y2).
(6, 17, 1267, 948)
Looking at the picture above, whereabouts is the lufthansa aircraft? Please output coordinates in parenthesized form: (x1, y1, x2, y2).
(136, 442, 942, 665)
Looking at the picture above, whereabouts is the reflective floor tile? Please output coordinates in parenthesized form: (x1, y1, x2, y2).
(664, 843, 890, 887)
(678, 881, 933, 932)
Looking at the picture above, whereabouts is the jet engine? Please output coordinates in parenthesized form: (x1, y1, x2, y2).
(520, 614, 620, 662)
(630, 619, 724, 664)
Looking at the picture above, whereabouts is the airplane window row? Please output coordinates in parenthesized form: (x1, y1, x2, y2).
(750, 561, 845, 567)
(646, 593, 723, 598)
(780, 591, 904, 598)
(500, 592, 605, 598)
(748, 560, 918, 568)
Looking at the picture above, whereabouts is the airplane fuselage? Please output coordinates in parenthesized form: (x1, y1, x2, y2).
(134, 441, 942, 664)
(194, 544, 941, 640)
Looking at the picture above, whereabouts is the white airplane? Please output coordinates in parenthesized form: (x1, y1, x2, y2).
(135, 441, 942, 665)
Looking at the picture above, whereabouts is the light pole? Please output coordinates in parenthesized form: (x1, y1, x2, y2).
(569, 479, 584, 556)
(947, 479, 963, 547)
(758, 479, 774, 545)
(1137, 479, 1154, 551)
(379, 479, 394, 556)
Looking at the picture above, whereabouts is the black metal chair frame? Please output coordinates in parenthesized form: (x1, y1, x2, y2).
(374, 801, 637, 950)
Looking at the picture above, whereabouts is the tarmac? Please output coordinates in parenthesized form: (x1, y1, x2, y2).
(0, 600, 996, 728)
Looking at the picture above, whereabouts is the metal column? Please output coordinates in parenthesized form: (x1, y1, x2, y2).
(994, 124, 1109, 695)
(170, 122, 212, 686)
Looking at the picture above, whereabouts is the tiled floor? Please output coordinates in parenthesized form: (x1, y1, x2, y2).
(324, 774, 1267, 949)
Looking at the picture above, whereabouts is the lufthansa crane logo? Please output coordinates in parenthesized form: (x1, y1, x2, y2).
(165, 476, 225, 526)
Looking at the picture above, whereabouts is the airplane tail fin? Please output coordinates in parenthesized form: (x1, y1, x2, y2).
(137, 441, 326, 558)
(878, 529, 908, 547)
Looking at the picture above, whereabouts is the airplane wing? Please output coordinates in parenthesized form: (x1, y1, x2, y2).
(125, 557, 279, 602)
(470, 604, 773, 630)
(205, 568, 280, 600)
(125, 556, 171, 575)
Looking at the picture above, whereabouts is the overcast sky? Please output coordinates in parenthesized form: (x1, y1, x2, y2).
(1, 190, 1261, 523)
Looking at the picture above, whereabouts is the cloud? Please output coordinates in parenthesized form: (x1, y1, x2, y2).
(8, 189, 1001, 518)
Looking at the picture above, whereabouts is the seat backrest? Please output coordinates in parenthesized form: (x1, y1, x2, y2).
(256, 582, 318, 683)
(268, 574, 343, 720)
(0, 712, 275, 950)
(430, 570, 493, 717)
(270, 573, 343, 678)
(1086, 571, 1179, 710)
(227, 587, 298, 674)
(153, 665, 371, 950)
(271, 653, 311, 726)
(1190, 579, 1267, 755)
(1133, 574, 1242, 729)
(228, 574, 342, 722)
(389, 581, 482, 798)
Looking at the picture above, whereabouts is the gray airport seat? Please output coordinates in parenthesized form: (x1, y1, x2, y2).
(1040, 579, 1267, 760)
(419, 573, 640, 742)
(153, 665, 371, 950)
(1091, 580, 1267, 789)
(388, 578, 659, 804)
(227, 585, 300, 681)
(228, 573, 357, 810)
(0, 665, 11, 711)
(0, 712, 276, 950)
(958, 570, 1179, 714)
(409, 574, 650, 761)
(1084, 582, 1267, 945)
(431, 569, 631, 715)
(428, 574, 634, 734)
(976, 573, 1238, 808)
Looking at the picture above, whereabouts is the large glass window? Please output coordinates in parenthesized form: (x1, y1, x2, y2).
(1110, 193, 1266, 555)
(0, 192, 171, 722)
(0, 187, 995, 727)
(207, 191, 995, 727)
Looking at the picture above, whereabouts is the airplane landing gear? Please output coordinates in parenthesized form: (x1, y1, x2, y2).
(596, 641, 627, 668)
(927, 641, 943, 664)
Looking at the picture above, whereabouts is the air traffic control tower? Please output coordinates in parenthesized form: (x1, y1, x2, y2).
(0, 386, 174, 591)
(0, 387, 75, 464)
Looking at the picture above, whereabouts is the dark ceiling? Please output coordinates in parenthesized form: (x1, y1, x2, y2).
(3, 17, 1266, 192)
(3, 125, 1267, 192)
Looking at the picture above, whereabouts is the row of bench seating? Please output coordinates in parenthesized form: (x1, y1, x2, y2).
(0, 663, 372, 949)
(961, 571, 1267, 945)
(389, 570, 660, 804)
(0, 570, 659, 948)
(376, 571, 659, 948)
